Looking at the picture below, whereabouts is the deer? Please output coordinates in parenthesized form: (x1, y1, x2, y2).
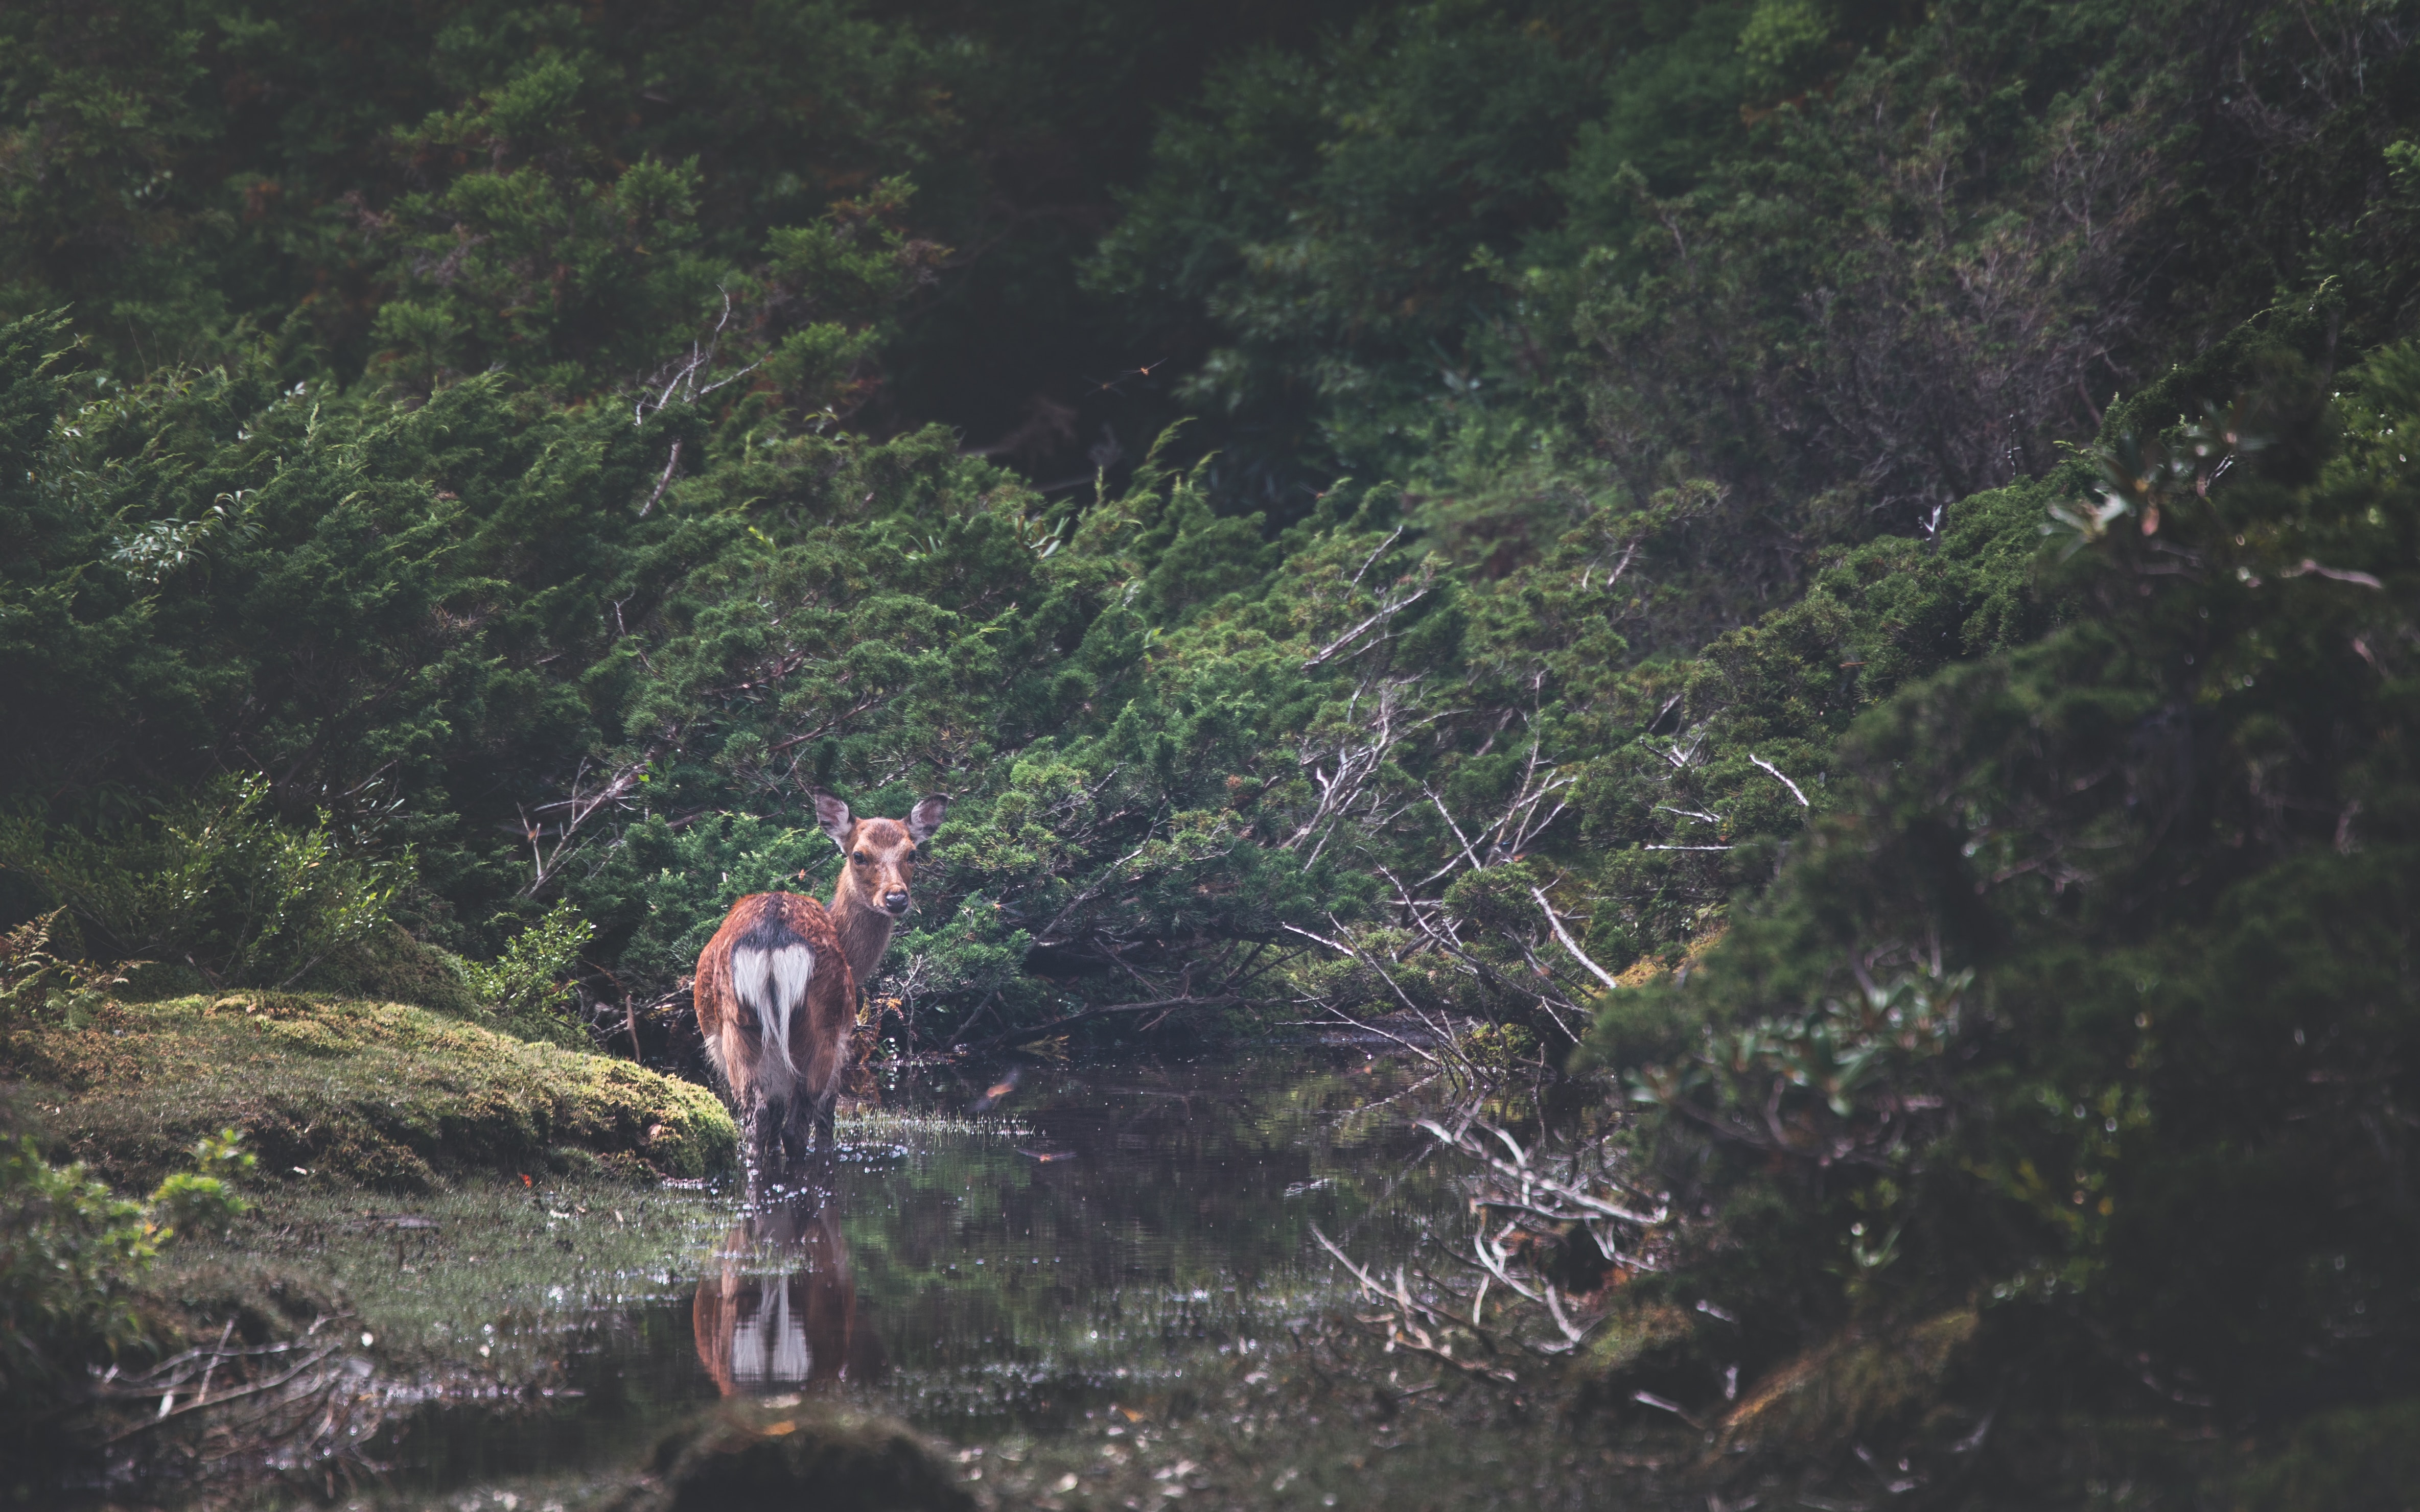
(810, 788, 948, 996)
(692, 789, 947, 1190)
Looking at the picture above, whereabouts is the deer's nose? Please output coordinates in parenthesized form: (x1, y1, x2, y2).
(882, 889, 911, 913)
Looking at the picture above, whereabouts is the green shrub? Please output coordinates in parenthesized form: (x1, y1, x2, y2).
(0, 909, 131, 1033)
(0, 1126, 249, 1446)
(0, 774, 404, 991)
(303, 922, 482, 1018)
(0, 1137, 157, 1411)
(456, 902, 594, 1047)
(145, 1127, 253, 1239)
(1584, 345, 2420, 1453)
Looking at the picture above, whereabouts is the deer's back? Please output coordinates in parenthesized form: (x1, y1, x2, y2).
(694, 891, 856, 1098)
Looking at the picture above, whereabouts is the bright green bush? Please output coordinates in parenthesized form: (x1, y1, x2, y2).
(0, 1127, 250, 1443)
(456, 902, 594, 1048)
(0, 1138, 157, 1407)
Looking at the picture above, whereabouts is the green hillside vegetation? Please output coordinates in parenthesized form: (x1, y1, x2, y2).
(9, 989, 733, 1191)
(4, 0, 2419, 1498)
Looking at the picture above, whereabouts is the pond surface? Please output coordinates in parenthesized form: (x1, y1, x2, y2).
(365, 1048, 1585, 1507)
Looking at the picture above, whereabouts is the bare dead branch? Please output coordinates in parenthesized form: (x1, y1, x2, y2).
(1530, 887, 1620, 993)
(1750, 752, 1810, 808)
(1304, 585, 1432, 669)
(639, 437, 681, 518)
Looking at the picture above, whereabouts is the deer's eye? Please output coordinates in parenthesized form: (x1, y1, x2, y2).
(904, 847, 919, 861)
(852, 852, 870, 865)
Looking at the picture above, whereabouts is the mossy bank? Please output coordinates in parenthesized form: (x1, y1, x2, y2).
(5, 993, 735, 1191)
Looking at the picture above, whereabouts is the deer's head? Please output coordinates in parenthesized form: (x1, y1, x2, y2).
(813, 790, 949, 920)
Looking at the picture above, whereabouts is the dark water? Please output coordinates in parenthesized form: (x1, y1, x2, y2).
(377, 1050, 1461, 1499)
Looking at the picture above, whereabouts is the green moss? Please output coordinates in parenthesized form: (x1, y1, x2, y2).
(302, 922, 484, 1018)
(5, 993, 734, 1191)
(1577, 1300, 1694, 1379)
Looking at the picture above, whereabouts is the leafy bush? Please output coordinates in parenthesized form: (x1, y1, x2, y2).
(456, 902, 594, 1048)
(0, 1127, 250, 1442)
(0, 1139, 157, 1409)
(146, 1127, 254, 1240)
(0, 909, 132, 1032)
(0, 774, 403, 991)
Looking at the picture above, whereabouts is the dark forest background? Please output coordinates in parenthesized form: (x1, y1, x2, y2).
(6, 0, 2420, 1495)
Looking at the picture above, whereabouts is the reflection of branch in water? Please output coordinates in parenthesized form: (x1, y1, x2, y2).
(86, 1309, 392, 1494)
(694, 1189, 886, 1396)
(1307, 1088, 1674, 1374)
(1333, 1070, 1445, 1129)
(1308, 1223, 1517, 1385)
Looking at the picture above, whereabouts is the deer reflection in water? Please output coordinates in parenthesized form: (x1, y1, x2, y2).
(692, 1190, 885, 1396)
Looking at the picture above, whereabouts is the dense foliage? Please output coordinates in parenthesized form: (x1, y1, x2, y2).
(0, 1107, 251, 1457)
(4, 0, 2419, 1491)
(1586, 339, 2420, 1470)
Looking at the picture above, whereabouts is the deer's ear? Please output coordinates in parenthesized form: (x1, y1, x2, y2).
(810, 789, 853, 847)
(906, 793, 949, 844)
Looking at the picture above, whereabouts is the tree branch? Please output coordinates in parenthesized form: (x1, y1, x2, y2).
(960, 994, 1239, 1054)
(1530, 886, 1620, 993)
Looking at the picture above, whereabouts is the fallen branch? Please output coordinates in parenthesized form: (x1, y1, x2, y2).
(1419, 1120, 1669, 1226)
(106, 1344, 342, 1443)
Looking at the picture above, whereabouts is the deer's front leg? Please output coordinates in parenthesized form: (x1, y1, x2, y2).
(739, 1099, 765, 1204)
(777, 1095, 821, 1170)
(770, 1096, 810, 1192)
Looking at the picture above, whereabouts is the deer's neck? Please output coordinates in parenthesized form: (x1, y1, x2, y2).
(828, 879, 897, 988)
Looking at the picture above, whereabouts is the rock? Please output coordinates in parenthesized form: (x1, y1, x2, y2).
(614, 1400, 974, 1512)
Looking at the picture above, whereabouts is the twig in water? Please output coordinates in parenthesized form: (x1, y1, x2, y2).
(1631, 1390, 1705, 1430)
(192, 1318, 236, 1408)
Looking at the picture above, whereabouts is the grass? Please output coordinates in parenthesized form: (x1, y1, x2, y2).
(153, 1175, 735, 1377)
(4, 991, 736, 1191)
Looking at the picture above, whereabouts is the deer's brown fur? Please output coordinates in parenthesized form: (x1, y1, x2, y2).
(691, 791, 947, 1186)
(694, 891, 856, 1175)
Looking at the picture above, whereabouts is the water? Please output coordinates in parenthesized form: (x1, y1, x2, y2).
(368, 1049, 1490, 1503)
